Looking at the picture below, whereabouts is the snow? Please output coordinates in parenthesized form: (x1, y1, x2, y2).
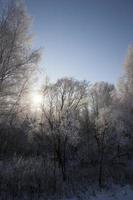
(65, 185, 133, 200)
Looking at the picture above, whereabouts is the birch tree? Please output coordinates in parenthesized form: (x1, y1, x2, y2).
(0, 0, 40, 123)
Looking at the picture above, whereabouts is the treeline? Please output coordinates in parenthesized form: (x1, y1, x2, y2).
(0, 0, 133, 198)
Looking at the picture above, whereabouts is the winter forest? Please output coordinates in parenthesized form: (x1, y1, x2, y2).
(0, 0, 133, 199)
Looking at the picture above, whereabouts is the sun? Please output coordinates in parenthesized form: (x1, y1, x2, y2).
(30, 91, 43, 109)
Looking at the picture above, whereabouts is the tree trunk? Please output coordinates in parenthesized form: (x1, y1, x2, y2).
(98, 147, 104, 188)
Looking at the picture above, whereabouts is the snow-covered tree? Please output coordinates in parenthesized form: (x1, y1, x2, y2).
(113, 47, 133, 160)
(41, 78, 88, 180)
(0, 0, 40, 123)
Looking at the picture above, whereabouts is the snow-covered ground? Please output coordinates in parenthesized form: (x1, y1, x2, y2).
(0, 185, 132, 199)
(65, 185, 133, 200)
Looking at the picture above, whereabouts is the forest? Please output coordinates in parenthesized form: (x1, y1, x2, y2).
(0, 1, 133, 199)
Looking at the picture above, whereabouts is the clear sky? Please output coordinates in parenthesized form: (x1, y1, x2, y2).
(25, 0, 133, 84)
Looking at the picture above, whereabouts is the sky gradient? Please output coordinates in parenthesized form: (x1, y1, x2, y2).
(26, 0, 133, 84)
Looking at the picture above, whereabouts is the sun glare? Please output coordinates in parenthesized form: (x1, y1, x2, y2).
(30, 92, 43, 109)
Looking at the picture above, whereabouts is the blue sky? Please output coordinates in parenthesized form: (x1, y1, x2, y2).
(25, 0, 133, 84)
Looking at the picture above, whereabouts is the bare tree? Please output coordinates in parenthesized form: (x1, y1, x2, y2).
(41, 78, 88, 181)
(0, 0, 40, 123)
(89, 82, 115, 187)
